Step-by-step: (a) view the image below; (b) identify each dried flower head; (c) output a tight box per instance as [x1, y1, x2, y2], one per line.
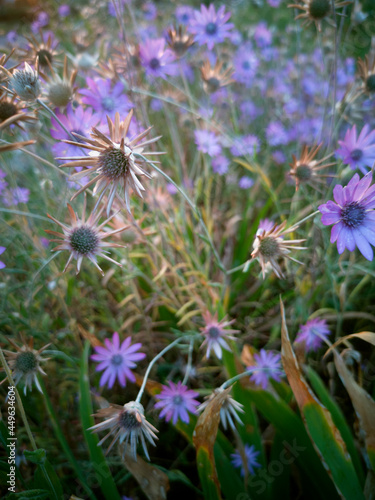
[0, 50, 19, 85]
[200, 311, 239, 359]
[18, 30, 60, 69]
[58, 110, 163, 214]
[45, 200, 128, 275]
[0, 91, 37, 129]
[44, 56, 77, 108]
[289, 143, 335, 191]
[2, 337, 50, 394]
[166, 25, 195, 58]
[200, 59, 233, 94]
[89, 401, 158, 460]
[358, 55, 375, 96]
[198, 387, 244, 431]
[251, 221, 306, 279]
[288, 0, 350, 31]
[2, 62, 41, 101]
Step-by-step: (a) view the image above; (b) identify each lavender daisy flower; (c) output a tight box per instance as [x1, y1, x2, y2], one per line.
[238, 176, 254, 189]
[231, 444, 261, 477]
[175, 5, 195, 24]
[0, 247, 6, 269]
[266, 121, 289, 147]
[50, 104, 99, 160]
[139, 38, 177, 79]
[212, 155, 229, 175]
[80, 78, 132, 121]
[233, 45, 258, 87]
[189, 4, 234, 51]
[2, 187, 30, 206]
[319, 172, 375, 260]
[200, 311, 239, 359]
[154, 381, 199, 425]
[295, 318, 331, 352]
[254, 22, 273, 48]
[336, 125, 375, 174]
[249, 349, 283, 389]
[91, 332, 146, 389]
[195, 129, 222, 157]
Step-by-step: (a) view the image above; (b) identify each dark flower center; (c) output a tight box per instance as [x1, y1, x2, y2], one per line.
[242, 61, 251, 70]
[15, 351, 37, 373]
[111, 354, 123, 366]
[0, 101, 18, 121]
[102, 97, 115, 112]
[295, 164, 312, 181]
[118, 410, 142, 430]
[206, 77, 220, 93]
[208, 326, 221, 339]
[309, 0, 331, 19]
[149, 57, 160, 70]
[205, 22, 218, 35]
[71, 129, 85, 144]
[366, 74, 375, 92]
[350, 149, 363, 162]
[340, 202, 366, 228]
[259, 236, 279, 257]
[70, 226, 98, 255]
[173, 395, 184, 405]
[99, 147, 130, 180]
[37, 49, 53, 66]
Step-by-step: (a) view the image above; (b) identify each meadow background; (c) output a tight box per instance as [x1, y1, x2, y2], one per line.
[0, 0, 375, 499]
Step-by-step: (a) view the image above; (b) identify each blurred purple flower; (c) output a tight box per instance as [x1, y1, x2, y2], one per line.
[336, 124, 375, 174]
[0, 247, 6, 269]
[295, 318, 331, 352]
[319, 172, 375, 261]
[254, 22, 272, 48]
[143, 2, 157, 20]
[91, 332, 146, 389]
[166, 183, 178, 195]
[267, 0, 282, 6]
[189, 4, 234, 51]
[50, 104, 100, 160]
[231, 444, 261, 476]
[80, 78, 132, 121]
[195, 130, 222, 157]
[2, 187, 30, 206]
[238, 176, 254, 189]
[240, 101, 263, 122]
[266, 121, 289, 147]
[272, 150, 286, 164]
[233, 45, 258, 87]
[200, 311, 238, 359]
[230, 135, 260, 157]
[212, 155, 229, 175]
[248, 349, 283, 389]
[257, 218, 276, 235]
[58, 4, 70, 17]
[139, 38, 177, 79]
[175, 5, 195, 25]
[154, 381, 199, 424]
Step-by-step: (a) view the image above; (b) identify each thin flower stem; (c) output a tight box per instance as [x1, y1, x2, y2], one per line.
[0, 208, 51, 221]
[136, 335, 197, 404]
[0, 346, 37, 449]
[227, 259, 256, 275]
[135, 153, 227, 274]
[288, 210, 320, 233]
[182, 337, 194, 386]
[221, 369, 254, 390]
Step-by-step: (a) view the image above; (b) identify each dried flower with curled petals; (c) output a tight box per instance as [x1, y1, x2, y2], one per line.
[288, 0, 351, 31]
[58, 110, 163, 214]
[251, 221, 306, 279]
[89, 401, 158, 460]
[198, 387, 244, 431]
[289, 143, 335, 191]
[200, 59, 233, 94]
[45, 200, 128, 275]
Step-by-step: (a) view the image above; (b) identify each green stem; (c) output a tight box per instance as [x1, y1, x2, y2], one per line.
[135, 153, 226, 274]
[38, 376, 97, 500]
[288, 209, 320, 232]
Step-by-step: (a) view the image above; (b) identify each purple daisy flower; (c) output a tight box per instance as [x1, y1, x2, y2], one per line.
[319, 172, 375, 260]
[266, 121, 289, 147]
[2, 187, 30, 206]
[0, 247, 6, 270]
[238, 176, 254, 189]
[175, 5, 195, 25]
[233, 44, 258, 87]
[91, 332, 146, 389]
[50, 104, 100, 160]
[254, 22, 272, 48]
[154, 381, 200, 425]
[139, 38, 177, 79]
[212, 155, 230, 175]
[200, 311, 238, 359]
[58, 4, 70, 17]
[189, 4, 234, 51]
[80, 78, 132, 121]
[295, 318, 331, 352]
[231, 444, 261, 477]
[336, 125, 375, 175]
[194, 130, 222, 157]
[248, 349, 283, 390]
